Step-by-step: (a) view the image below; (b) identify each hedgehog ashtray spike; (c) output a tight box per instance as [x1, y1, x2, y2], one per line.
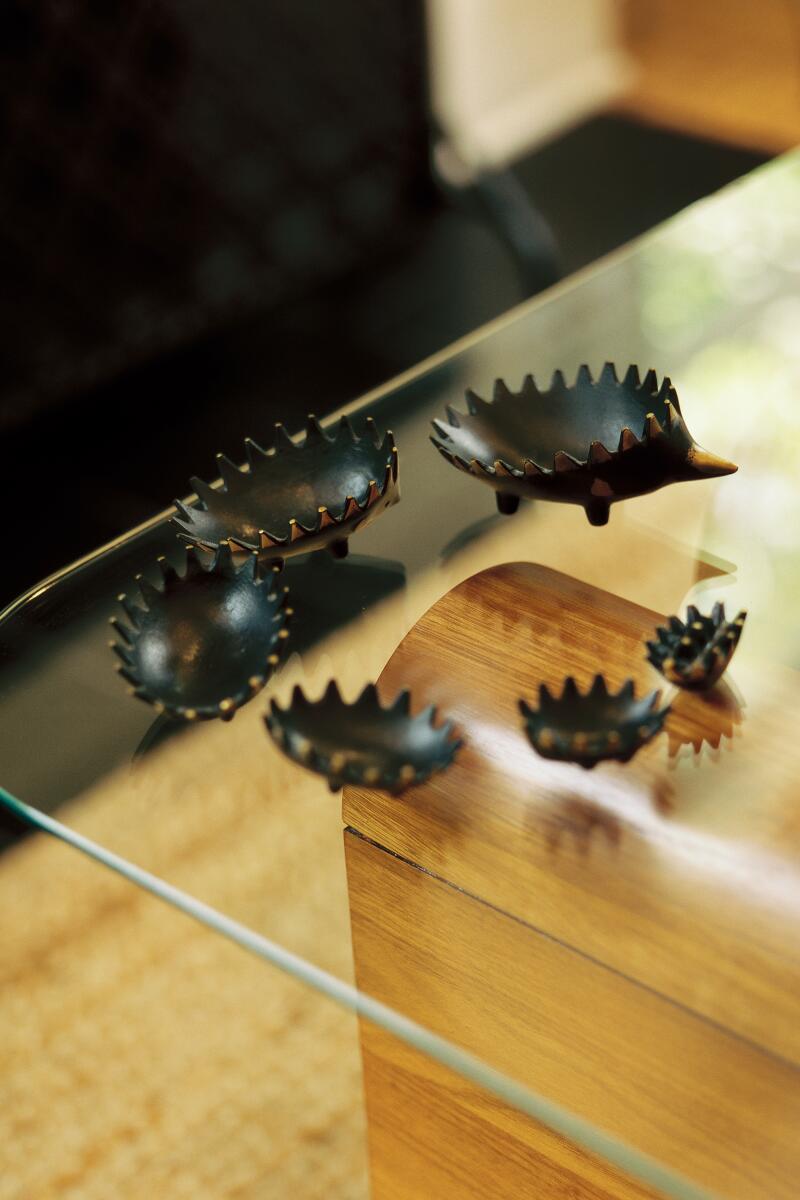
[646, 602, 747, 691]
[519, 675, 670, 769]
[265, 680, 461, 794]
[110, 543, 291, 721]
[173, 414, 399, 565]
[431, 363, 737, 526]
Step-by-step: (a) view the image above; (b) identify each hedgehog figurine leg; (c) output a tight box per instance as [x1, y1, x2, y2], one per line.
[496, 492, 520, 515]
[585, 497, 610, 526]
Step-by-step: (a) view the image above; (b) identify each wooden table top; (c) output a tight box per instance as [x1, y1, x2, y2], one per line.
[345, 561, 800, 1068]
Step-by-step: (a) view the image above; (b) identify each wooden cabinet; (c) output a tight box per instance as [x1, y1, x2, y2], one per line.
[344, 563, 800, 1198]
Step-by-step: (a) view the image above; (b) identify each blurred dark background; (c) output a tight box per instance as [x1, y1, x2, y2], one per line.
[0, 0, 777, 607]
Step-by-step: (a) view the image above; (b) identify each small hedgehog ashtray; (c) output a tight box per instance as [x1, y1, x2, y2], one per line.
[646, 602, 747, 691]
[431, 364, 736, 526]
[111, 545, 291, 721]
[265, 681, 461, 793]
[519, 675, 670, 769]
[173, 415, 399, 564]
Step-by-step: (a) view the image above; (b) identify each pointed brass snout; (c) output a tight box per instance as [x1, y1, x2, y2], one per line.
[685, 446, 738, 479]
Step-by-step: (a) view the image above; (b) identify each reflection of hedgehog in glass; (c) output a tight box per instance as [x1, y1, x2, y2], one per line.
[174, 416, 399, 563]
[266, 681, 461, 793]
[431, 363, 736, 526]
[519, 675, 670, 769]
[646, 602, 747, 691]
[666, 681, 743, 758]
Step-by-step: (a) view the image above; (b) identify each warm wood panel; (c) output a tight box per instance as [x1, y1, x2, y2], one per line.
[344, 563, 800, 1066]
[615, 0, 800, 153]
[346, 829, 800, 1200]
[358, 1021, 658, 1200]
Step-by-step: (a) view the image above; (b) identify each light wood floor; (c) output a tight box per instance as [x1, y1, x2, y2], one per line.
[0, 703, 369, 1200]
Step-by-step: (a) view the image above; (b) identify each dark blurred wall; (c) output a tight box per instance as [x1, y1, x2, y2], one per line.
[0, 0, 431, 430]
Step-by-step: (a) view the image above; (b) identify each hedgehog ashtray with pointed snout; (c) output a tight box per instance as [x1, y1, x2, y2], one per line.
[110, 545, 291, 721]
[431, 364, 737, 526]
[173, 415, 399, 564]
[519, 675, 670, 769]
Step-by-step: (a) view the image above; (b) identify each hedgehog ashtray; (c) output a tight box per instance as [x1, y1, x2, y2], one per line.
[432, 364, 736, 526]
[647, 602, 747, 691]
[111, 544, 291, 721]
[265, 681, 461, 793]
[174, 414, 399, 565]
[519, 675, 670, 769]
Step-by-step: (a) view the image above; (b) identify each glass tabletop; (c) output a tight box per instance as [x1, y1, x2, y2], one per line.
[2, 150, 800, 1200]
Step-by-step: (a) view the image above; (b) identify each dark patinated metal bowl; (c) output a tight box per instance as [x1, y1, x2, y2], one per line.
[646, 602, 747, 690]
[519, 675, 670, 768]
[173, 415, 399, 563]
[111, 544, 291, 720]
[265, 681, 461, 793]
[432, 364, 737, 525]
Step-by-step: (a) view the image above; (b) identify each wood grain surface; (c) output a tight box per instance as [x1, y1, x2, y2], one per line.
[345, 562, 800, 1065]
[346, 830, 800, 1199]
[344, 562, 800, 1199]
[353, 979, 659, 1200]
